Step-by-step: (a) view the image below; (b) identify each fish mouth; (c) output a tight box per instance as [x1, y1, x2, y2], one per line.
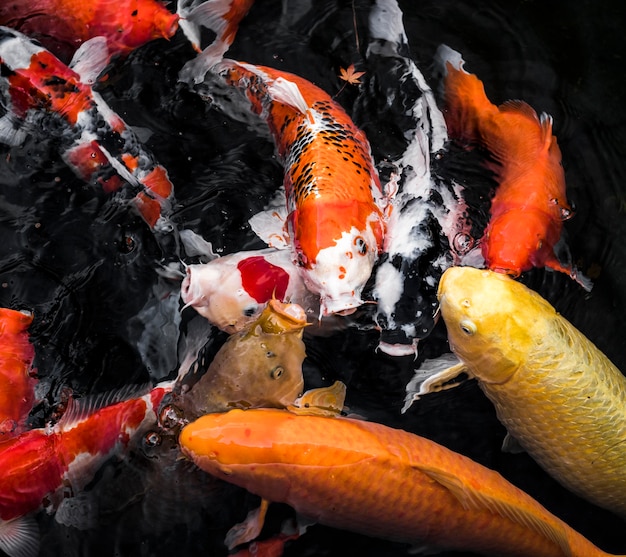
[377, 340, 418, 358]
[319, 295, 363, 317]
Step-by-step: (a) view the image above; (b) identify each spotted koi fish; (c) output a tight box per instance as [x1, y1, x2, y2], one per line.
[0, 382, 173, 557]
[355, 0, 475, 356]
[184, 59, 386, 315]
[0, 308, 36, 437]
[0, 26, 175, 232]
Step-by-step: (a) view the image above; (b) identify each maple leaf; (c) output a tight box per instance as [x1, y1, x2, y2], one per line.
[338, 64, 365, 85]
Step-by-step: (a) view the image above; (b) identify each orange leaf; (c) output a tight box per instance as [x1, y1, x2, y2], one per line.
[338, 64, 365, 85]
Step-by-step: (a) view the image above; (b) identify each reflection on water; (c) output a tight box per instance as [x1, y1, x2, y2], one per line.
[1, 0, 625, 555]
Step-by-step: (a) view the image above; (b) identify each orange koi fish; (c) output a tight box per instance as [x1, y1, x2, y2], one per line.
[0, 308, 36, 437]
[0, 27, 174, 231]
[180, 408, 625, 557]
[185, 60, 386, 315]
[0, 0, 179, 62]
[437, 45, 590, 289]
[0, 382, 172, 557]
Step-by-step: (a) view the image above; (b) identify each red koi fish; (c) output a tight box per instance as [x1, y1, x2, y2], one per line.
[181, 247, 316, 334]
[437, 45, 590, 289]
[180, 408, 625, 557]
[0, 382, 172, 557]
[0, 309, 36, 437]
[184, 60, 386, 315]
[0, 27, 174, 230]
[0, 0, 179, 62]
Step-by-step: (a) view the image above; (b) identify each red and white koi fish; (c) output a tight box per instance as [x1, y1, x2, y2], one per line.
[436, 45, 591, 290]
[181, 408, 626, 557]
[183, 59, 386, 315]
[0, 382, 172, 557]
[0, 26, 175, 231]
[0, 308, 37, 437]
[181, 247, 316, 334]
[0, 0, 180, 63]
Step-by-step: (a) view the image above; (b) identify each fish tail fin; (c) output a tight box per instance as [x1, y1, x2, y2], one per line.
[435, 44, 496, 142]
[178, 0, 254, 84]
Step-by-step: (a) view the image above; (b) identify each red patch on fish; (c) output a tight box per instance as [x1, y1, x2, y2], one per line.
[238, 256, 290, 303]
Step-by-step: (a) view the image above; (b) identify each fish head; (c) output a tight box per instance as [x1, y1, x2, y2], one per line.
[179, 409, 303, 498]
[437, 266, 551, 384]
[297, 226, 380, 316]
[184, 309, 306, 415]
[181, 261, 263, 333]
[482, 209, 560, 276]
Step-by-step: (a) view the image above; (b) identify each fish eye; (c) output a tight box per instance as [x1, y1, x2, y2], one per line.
[354, 236, 367, 255]
[459, 319, 477, 336]
[270, 366, 284, 379]
[143, 431, 162, 448]
[243, 305, 258, 317]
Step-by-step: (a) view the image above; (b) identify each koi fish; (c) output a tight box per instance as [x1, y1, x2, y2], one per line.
[174, 299, 306, 420]
[182, 51, 386, 315]
[433, 266, 626, 518]
[355, 0, 475, 356]
[179, 408, 625, 557]
[0, 27, 175, 232]
[0, 308, 36, 437]
[0, 382, 172, 557]
[0, 0, 180, 63]
[436, 45, 590, 290]
[181, 248, 316, 334]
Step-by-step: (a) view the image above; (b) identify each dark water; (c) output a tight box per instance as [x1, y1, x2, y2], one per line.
[1, 0, 626, 555]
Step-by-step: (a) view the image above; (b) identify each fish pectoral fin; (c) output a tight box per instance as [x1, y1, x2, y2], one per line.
[268, 77, 309, 115]
[224, 499, 270, 550]
[403, 355, 470, 413]
[0, 515, 40, 557]
[0, 114, 28, 147]
[249, 208, 290, 250]
[501, 433, 526, 454]
[287, 381, 347, 417]
[414, 466, 573, 557]
[69, 37, 111, 85]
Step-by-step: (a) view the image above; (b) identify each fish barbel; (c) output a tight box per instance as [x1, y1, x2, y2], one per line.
[180, 408, 624, 557]
[437, 266, 626, 518]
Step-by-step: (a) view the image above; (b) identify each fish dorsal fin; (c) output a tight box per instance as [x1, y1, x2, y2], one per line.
[0, 515, 39, 557]
[268, 77, 309, 115]
[69, 37, 110, 85]
[499, 99, 540, 123]
[414, 465, 573, 557]
[58, 383, 151, 430]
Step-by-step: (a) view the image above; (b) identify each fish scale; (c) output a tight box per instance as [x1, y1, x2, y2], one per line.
[437, 266, 626, 519]
[180, 408, 624, 557]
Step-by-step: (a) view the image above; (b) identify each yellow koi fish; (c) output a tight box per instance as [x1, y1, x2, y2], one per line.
[435, 266, 626, 518]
